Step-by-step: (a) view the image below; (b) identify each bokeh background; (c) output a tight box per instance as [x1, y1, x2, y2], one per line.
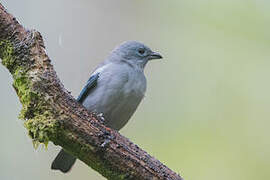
[1, 0, 270, 180]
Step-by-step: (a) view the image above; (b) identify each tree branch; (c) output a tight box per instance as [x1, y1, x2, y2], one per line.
[0, 3, 183, 180]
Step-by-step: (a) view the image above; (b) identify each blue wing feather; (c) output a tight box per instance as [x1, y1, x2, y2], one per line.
[77, 73, 99, 103]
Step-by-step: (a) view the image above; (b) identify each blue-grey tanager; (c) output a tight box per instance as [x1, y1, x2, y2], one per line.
[51, 41, 162, 173]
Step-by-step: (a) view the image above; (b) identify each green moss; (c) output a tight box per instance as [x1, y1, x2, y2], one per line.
[0, 40, 15, 71]
[12, 69, 32, 118]
[15, 70, 59, 146]
[1, 39, 59, 147]
[24, 112, 59, 147]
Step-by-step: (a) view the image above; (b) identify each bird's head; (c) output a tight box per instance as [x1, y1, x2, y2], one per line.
[110, 41, 162, 68]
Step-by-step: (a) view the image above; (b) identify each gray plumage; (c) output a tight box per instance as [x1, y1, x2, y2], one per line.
[51, 41, 162, 173]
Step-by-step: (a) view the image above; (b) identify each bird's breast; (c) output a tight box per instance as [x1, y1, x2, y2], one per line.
[123, 70, 146, 98]
[82, 63, 147, 130]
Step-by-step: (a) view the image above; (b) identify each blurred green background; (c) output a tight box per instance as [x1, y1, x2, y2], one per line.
[1, 0, 270, 180]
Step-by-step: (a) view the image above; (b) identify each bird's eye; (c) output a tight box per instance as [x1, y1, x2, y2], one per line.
[138, 48, 145, 55]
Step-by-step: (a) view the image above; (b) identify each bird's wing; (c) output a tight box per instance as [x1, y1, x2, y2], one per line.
[77, 73, 100, 103]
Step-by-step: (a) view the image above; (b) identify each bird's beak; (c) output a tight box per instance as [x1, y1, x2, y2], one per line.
[148, 51, 163, 60]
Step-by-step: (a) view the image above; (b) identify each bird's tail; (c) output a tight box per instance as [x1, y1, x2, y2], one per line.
[51, 149, 76, 173]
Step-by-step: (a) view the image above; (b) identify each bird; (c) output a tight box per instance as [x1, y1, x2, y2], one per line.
[51, 41, 162, 173]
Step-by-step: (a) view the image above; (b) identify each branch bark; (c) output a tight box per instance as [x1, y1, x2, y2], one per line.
[0, 3, 183, 180]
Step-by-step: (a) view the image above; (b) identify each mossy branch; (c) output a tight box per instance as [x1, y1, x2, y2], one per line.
[0, 3, 183, 180]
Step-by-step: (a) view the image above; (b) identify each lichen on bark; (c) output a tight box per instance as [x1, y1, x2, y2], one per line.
[0, 37, 59, 148]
